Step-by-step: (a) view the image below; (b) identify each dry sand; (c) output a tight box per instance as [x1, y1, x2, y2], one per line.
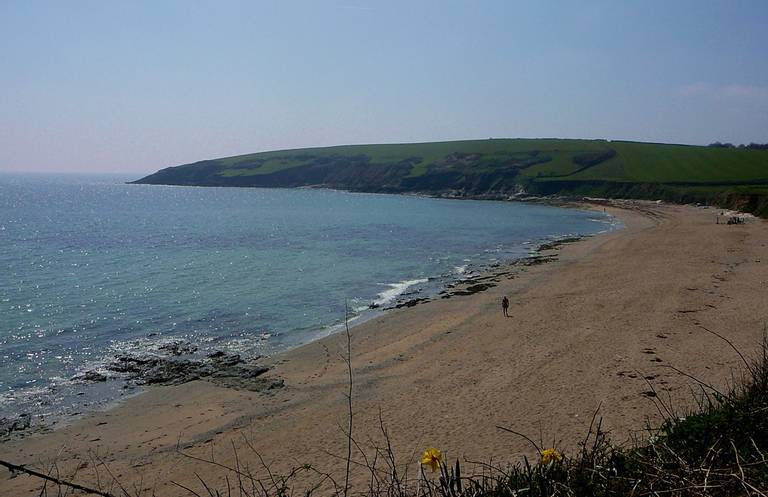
[1, 201, 767, 495]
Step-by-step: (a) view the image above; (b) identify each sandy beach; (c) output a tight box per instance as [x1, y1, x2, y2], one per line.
[1, 201, 767, 496]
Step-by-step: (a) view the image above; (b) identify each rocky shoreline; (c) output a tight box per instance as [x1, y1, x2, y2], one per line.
[380, 235, 584, 311]
[0, 231, 592, 443]
[101, 349, 283, 392]
[1, 345, 282, 442]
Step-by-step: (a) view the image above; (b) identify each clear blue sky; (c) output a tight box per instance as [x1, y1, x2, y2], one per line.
[2, 1, 767, 174]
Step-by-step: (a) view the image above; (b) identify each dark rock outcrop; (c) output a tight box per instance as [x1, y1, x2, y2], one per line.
[82, 370, 108, 382]
[158, 341, 198, 356]
[107, 351, 281, 392]
[0, 413, 31, 436]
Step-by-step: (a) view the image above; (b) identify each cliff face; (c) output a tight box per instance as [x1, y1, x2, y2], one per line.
[133, 139, 768, 217]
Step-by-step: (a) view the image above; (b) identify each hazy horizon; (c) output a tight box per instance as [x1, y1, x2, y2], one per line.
[2, 0, 767, 174]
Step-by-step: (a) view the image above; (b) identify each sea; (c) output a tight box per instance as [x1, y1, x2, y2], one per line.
[0, 173, 619, 421]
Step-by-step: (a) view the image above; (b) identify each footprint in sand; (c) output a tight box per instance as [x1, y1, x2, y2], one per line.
[617, 370, 638, 379]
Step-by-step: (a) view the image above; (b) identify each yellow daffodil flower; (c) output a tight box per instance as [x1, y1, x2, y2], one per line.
[420, 447, 443, 472]
[540, 448, 563, 464]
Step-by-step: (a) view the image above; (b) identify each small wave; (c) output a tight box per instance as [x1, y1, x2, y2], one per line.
[453, 264, 468, 274]
[220, 336, 273, 356]
[374, 278, 429, 306]
[0, 385, 48, 406]
[347, 297, 371, 313]
[311, 313, 367, 343]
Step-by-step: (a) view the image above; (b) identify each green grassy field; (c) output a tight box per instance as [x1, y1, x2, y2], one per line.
[525, 140, 768, 183]
[211, 139, 618, 178]
[135, 138, 768, 216]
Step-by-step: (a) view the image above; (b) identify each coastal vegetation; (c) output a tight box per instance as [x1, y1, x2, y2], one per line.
[133, 139, 768, 217]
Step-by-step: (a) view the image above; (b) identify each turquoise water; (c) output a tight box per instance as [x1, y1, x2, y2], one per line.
[0, 173, 616, 418]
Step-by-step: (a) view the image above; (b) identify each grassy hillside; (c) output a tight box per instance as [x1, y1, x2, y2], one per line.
[134, 138, 768, 216]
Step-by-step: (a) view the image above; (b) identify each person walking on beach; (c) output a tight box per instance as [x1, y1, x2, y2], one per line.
[501, 296, 510, 317]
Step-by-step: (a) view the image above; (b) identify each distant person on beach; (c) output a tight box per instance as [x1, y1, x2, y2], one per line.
[501, 296, 510, 317]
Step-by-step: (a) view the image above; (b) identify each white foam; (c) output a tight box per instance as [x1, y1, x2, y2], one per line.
[374, 278, 429, 306]
[720, 209, 755, 219]
[453, 264, 468, 274]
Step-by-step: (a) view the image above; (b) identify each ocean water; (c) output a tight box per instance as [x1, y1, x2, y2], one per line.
[0, 173, 617, 419]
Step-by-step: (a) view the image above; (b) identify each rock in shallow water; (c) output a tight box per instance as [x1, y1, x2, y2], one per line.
[82, 370, 108, 382]
[106, 351, 282, 392]
[158, 341, 198, 356]
[0, 413, 31, 436]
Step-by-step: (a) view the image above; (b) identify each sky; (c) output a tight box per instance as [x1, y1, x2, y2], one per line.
[1, 1, 767, 174]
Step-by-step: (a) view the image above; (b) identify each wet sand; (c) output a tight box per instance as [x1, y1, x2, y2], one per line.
[1, 201, 767, 496]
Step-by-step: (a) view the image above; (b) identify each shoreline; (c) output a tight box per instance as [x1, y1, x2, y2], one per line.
[0, 196, 615, 430]
[2, 200, 766, 495]
[0, 199, 620, 435]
